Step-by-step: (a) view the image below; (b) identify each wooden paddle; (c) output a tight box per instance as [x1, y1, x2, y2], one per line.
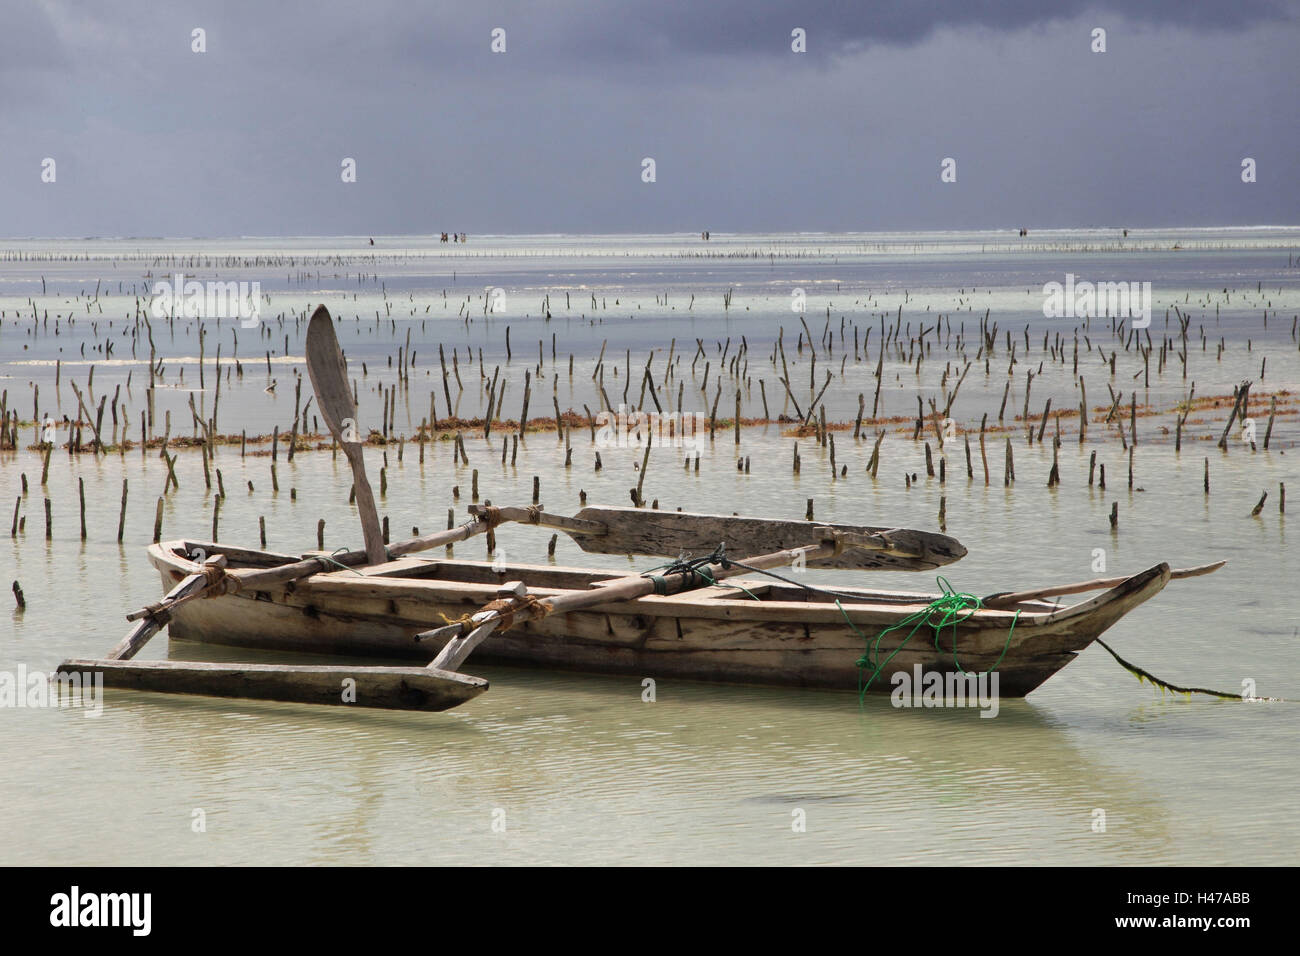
[560, 506, 967, 571]
[463, 505, 965, 571]
[305, 305, 386, 565]
[981, 560, 1226, 610]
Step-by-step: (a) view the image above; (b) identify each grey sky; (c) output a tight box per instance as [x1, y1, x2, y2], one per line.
[1, 0, 1297, 237]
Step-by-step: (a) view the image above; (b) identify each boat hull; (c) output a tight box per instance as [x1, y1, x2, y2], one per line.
[151, 541, 1171, 697]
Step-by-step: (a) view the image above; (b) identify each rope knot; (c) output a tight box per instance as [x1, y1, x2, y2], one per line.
[142, 601, 170, 622]
[476, 594, 551, 632]
[199, 563, 227, 589]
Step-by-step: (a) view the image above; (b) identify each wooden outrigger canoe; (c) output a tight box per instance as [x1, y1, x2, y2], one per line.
[137, 536, 1181, 698]
[56, 308, 1224, 712]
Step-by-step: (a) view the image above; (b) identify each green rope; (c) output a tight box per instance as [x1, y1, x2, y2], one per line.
[717, 579, 763, 602]
[318, 547, 366, 575]
[640, 546, 729, 596]
[853, 576, 1019, 702]
[640, 547, 777, 603]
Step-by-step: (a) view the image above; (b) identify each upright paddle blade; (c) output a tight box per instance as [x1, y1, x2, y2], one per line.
[305, 306, 386, 565]
[568, 506, 966, 571]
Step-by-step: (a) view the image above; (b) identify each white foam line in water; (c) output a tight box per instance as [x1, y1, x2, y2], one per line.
[10, 355, 304, 367]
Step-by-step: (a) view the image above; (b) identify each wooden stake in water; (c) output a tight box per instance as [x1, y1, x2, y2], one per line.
[634, 439, 651, 506]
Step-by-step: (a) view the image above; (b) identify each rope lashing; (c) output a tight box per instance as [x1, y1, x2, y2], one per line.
[437, 594, 552, 633]
[198, 563, 226, 588]
[854, 577, 1019, 701]
[641, 545, 730, 595]
[140, 601, 171, 623]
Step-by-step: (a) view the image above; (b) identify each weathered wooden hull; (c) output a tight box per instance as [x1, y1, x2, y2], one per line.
[149, 541, 1171, 697]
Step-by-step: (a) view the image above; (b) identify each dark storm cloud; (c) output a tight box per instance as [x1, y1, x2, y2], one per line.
[15, 1, 1296, 81]
[291, 0, 1300, 78]
[544, 0, 1296, 59]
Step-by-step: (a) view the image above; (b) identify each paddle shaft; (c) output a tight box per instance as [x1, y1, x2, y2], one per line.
[342, 441, 386, 566]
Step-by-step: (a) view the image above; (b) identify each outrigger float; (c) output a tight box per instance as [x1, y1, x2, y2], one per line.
[58, 307, 1225, 712]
